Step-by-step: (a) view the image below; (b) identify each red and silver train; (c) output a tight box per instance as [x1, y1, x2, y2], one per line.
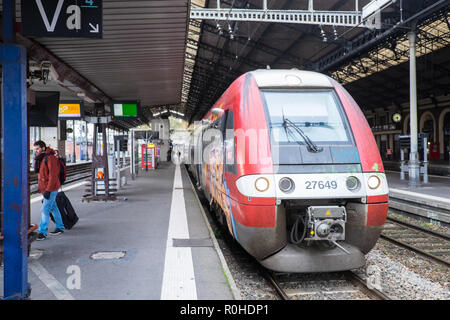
[185, 69, 389, 273]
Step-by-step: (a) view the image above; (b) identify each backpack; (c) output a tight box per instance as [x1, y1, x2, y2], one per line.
[44, 154, 67, 185]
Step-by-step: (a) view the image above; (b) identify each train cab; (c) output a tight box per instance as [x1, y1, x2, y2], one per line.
[186, 69, 389, 273]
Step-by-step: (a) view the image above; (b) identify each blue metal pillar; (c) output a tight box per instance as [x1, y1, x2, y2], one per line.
[1, 0, 30, 299]
[2, 0, 15, 44]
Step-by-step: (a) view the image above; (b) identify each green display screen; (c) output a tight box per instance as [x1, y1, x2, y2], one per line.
[114, 103, 138, 117]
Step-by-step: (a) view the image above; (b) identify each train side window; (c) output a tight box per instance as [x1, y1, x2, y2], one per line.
[224, 111, 237, 174]
[217, 112, 227, 133]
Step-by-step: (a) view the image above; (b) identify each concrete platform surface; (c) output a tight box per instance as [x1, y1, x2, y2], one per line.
[386, 171, 450, 223]
[386, 171, 450, 201]
[1, 162, 234, 300]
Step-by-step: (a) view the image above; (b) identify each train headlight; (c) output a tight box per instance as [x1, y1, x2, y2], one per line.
[346, 176, 360, 191]
[255, 177, 270, 192]
[279, 177, 295, 193]
[367, 175, 381, 190]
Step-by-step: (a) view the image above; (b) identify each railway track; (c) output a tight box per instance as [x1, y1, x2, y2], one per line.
[30, 162, 92, 183]
[29, 159, 131, 194]
[381, 216, 450, 267]
[29, 159, 130, 194]
[261, 268, 390, 300]
[29, 162, 92, 194]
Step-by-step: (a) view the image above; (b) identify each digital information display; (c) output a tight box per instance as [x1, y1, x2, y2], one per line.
[112, 101, 140, 118]
[58, 100, 84, 120]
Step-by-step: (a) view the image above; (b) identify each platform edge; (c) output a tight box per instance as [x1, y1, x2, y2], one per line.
[184, 166, 242, 300]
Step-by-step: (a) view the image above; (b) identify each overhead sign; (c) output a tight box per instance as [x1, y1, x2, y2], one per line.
[21, 0, 103, 38]
[112, 101, 140, 118]
[59, 100, 84, 119]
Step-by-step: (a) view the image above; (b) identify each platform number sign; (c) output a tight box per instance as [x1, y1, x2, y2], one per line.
[21, 0, 103, 38]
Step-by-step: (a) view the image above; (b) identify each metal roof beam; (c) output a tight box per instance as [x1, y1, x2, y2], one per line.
[185, 52, 241, 77]
[317, 1, 450, 73]
[189, 19, 306, 67]
[190, 8, 366, 28]
[188, 38, 263, 68]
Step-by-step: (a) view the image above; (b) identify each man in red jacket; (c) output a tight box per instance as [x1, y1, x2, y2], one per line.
[33, 140, 65, 240]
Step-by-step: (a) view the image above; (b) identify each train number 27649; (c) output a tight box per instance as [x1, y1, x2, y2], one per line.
[305, 180, 338, 190]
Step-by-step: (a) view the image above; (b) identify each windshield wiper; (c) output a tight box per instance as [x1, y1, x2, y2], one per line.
[282, 117, 323, 153]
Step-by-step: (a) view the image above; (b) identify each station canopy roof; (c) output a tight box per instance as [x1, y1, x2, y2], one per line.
[183, 0, 450, 122]
[0, 0, 449, 128]
[1, 0, 190, 130]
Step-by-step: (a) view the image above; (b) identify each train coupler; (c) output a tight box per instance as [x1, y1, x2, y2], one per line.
[304, 206, 347, 241]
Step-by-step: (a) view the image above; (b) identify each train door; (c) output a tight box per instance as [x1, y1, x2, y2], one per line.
[195, 128, 204, 187]
[212, 114, 227, 199]
[218, 110, 228, 181]
[194, 130, 203, 186]
[224, 110, 237, 175]
[444, 113, 450, 161]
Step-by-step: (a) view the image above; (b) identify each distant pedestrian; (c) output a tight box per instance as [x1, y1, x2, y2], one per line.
[33, 140, 65, 240]
[386, 148, 392, 160]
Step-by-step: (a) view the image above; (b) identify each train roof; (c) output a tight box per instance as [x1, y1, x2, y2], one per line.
[249, 69, 334, 89]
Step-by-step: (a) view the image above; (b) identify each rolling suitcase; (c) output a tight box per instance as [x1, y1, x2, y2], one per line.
[50, 191, 79, 229]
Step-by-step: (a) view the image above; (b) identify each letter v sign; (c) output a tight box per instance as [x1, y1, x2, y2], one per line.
[35, 0, 65, 32]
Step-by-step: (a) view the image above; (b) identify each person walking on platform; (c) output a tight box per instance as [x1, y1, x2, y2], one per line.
[33, 140, 65, 240]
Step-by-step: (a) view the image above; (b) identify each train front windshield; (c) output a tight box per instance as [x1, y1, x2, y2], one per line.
[261, 89, 353, 146]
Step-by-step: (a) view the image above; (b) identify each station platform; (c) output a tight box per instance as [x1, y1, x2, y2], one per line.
[1, 162, 235, 300]
[386, 171, 450, 224]
[384, 160, 450, 177]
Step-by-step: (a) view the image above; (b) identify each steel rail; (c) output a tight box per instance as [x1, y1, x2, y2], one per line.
[30, 172, 92, 195]
[29, 163, 93, 182]
[29, 160, 131, 194]
[381, 211, 450, 267]
[263, 269, 390, 300]
[260, 269, 290, 300]
[343, 271, 390, 300]
[380, 233, 450, 268]
[386, 216, 450, 241]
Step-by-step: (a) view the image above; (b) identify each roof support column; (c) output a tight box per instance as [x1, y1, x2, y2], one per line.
[1, 45, 30, 300]
[57, 120, 67, 159]
[72, 120, 77, 163]
[1, 0, 31, 300]
[408, 30, 420, 188]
